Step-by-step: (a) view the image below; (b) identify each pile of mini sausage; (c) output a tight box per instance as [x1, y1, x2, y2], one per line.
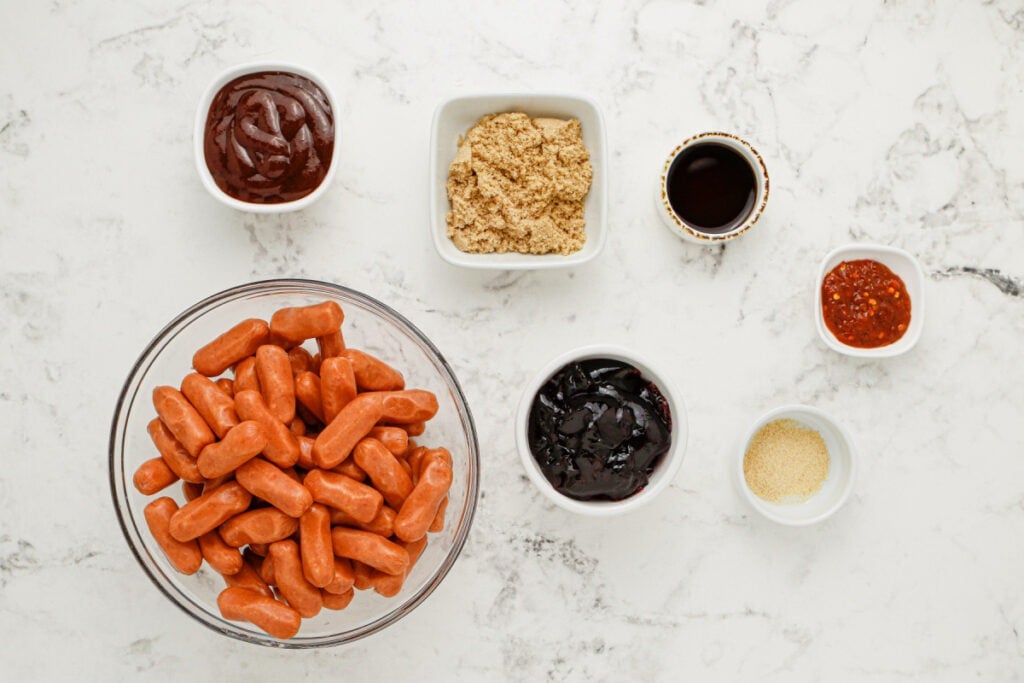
[132, 301, 453, 639]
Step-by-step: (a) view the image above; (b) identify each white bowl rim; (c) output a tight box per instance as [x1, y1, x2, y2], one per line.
[814, 242, 925, 358]
[429, 92, 609, 270]
[514, 344, 688, 516]
[193, 61, 339, 214]
[736, 404, 857, 526]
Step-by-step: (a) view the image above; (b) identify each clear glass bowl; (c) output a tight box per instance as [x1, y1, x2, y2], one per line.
[109, 279, 479, 648]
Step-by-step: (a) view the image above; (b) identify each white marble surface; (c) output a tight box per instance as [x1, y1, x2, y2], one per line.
[2, 0, 1023, 679]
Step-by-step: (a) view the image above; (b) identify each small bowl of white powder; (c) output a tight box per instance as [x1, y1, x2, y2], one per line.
[736, 405, 857, 526]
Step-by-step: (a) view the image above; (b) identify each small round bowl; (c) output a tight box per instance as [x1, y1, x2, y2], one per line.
[515, 345, 687, 516]
[815, 243, 925, 358]
[736, 405, 856, 526]
[109, 280, 479, 647]
[194, 62, 339, 213]
[655, 131, 769, 244]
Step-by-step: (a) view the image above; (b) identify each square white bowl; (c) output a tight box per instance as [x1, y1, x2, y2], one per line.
[429, 93, 608, 269]
[815, 243, 925, 358]
[736, 405, 857, 526]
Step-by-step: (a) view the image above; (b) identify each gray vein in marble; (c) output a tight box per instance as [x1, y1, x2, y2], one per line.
[934, 266, 1023, 298]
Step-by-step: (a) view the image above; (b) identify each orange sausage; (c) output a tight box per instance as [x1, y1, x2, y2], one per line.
[219, 508, 299, 547]
[233, 356, 260, 393]
[215, 378, 234, 398]
[353, 438, 413, 509]
[269, 540, 322, 618]
[247, 543, 270, 557]
[133, 457, 178, 494]
[351, 560, 375, 590]
[304, 469, 382, 524]
[316, 330, 346, 359]
[404, 421, 426, 437]
[234, 390, 300, 468]
[270, 301, 344, 343]
[259, 553, 276, 585]
[329, 505, 396, 537]
[322, 588, 354, 610]
[368, 426, 409, 457]
[182, 481, 203, 502]
[372, 536, 428, 597]
[313, 393, 384, 468]
[196, 420, 267, 479]
[379, 390, 438, 424]
[198, 530, 243, 575]
[398, 458, 413, 480]
[217, 587, 301, 640]
[222, 555, 274, 599]
[169, 481, 252, 541]
[235, 457, 312, 518]
[181, 372, 240, 439]
[406, 446, 427, 483]
[202, 473, 235, 493]
[294, 371, 325, 424]
[296, 435, 316, 470]
[417, 447, 453, 479]
[394, 458, 453, 543]
[148, 418, 203, 484]
[299, 504, 333, 587]
[152, 386, 215, 457]
[320, 357, 357, 423]
[332, 527, 409, 576]
[193, 318, 270, 377]
[333, 458, 368, 482]
[255, 345, 295, 424]
[342, 349, 405, 391]
[287, 346, 314, 375]
[289, 418, 306, 436]
[429, 495, 449, 533]
[144, 497, 202, 574]
[323, 557, 355, 594]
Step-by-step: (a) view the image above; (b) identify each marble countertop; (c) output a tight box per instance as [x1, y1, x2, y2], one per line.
[2, 1, 1022, 680]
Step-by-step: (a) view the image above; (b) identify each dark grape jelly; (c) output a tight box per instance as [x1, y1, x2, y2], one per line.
[527, 358, 672, 502]
[665, 142, 756, 234]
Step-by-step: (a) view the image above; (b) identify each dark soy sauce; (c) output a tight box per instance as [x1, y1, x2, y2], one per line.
[666, 143, 756, 233]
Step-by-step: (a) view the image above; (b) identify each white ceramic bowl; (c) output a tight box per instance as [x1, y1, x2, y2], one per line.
[815, 243, 925, 358]
[515, 345, 687, 516]
[194, 62, 339, 213]
[429, 93, 608, 269]
[736, 405, 856, 526]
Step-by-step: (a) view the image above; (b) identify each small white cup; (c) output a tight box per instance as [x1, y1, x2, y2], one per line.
[655, 132, 769, 244]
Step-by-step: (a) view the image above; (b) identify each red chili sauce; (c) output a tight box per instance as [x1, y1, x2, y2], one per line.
[821, 259, 911, 348]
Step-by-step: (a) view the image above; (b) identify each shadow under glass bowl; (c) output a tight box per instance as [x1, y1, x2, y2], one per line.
[109, 279, 479, 648]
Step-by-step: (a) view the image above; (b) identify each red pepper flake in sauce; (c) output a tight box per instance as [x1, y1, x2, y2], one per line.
[821, 259, 911, 348]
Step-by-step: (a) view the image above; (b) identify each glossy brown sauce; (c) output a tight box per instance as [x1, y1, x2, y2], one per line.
[204, 71, 334, 204]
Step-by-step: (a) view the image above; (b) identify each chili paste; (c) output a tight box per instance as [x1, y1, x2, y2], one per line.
[821, 259, 911, 348]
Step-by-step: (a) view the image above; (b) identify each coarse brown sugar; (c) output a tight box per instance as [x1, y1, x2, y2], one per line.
[743, 419, 829, 504]
[445, 112, 592, 255]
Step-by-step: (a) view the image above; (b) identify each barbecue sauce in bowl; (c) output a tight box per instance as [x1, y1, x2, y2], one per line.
[527, 359, 672, 501]
[204, 71, 334, 204]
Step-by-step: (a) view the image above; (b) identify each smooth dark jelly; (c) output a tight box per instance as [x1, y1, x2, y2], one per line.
[527, 359, 672, 501]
